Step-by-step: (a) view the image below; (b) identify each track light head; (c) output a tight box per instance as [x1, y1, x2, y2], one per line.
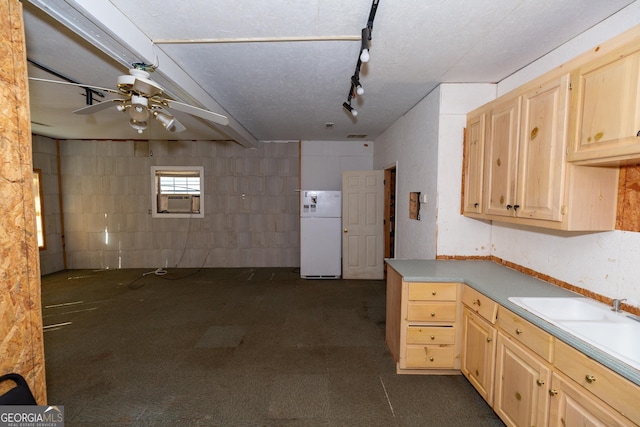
[343, 102, 358, 117]
[351, 75, 364, 96]
[360, 48, 370, 63]
[360, 27, 371, 63]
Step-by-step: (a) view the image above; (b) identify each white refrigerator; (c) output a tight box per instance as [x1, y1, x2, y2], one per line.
[300, 190, 342, 279]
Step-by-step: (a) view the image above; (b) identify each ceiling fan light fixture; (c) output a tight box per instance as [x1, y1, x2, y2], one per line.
[128, 95, 149, 121]
[154, 110, 177, 132]
[129, 119, 147, 134]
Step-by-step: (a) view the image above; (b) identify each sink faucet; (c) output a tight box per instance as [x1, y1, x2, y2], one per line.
[612, 298, 627, 312]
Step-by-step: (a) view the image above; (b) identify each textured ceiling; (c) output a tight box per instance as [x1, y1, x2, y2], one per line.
[22, 0, 638, 145]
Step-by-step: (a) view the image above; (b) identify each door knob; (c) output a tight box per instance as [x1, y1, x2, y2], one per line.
[343, 228, 348, 233]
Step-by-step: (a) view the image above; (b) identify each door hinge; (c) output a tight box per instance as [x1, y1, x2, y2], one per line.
[560, 205, 567, 215]
[569, 81, 572, 90]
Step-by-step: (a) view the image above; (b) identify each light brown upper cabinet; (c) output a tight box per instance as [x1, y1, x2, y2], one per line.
[485, 75, 568, 221]
[484, 94, 522, 218]
[473, 74, 619, 230]
[462, 108, 487, 216]
[568, 43, 640, 165]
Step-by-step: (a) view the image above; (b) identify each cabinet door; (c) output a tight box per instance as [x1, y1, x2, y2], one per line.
[569, 46, 640, 163]
[516, 74, 570, 221]
[462, 308, 497, 405]
[494, 332, 551, 427]
[549, 372, 635, 427]
[464, 111, 486, 214]
[485, 97, 521, 217]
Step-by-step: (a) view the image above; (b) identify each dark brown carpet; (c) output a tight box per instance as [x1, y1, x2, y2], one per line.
[41, 267, 504, 426]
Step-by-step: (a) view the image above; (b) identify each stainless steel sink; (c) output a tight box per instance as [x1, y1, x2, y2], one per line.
[508, 296, 640, 370]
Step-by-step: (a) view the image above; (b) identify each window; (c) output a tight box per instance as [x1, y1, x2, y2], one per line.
[33, 169, 46, 249]
[151, 166, 204, 218]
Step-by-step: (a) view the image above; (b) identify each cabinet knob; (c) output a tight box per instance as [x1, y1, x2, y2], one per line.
[636, 130, 640, 137]
[343, 228, 348, 233]
[473, 299, 481, 306]
[486, 337, 493, 343]
[536, 379, 545, 386]
[429, 357, 435, 362]
[513, 204, 520, 211]
[474, 202, 479, 208]
[430, 335, 436, 340]
[506, 204, 513, 210]
[431, 312, 436, 317]
[549, 389, 558, 397]
[432, 291, 437, 296]
[585, 374, 596, 384]
[515, 328, 523, 335]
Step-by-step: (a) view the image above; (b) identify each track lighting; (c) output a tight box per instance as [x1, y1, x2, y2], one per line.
[343, 102, 358, 117]
[342, 0, 379, 116]
[359, 48, 370, 63]
[351, 75, 364, 96]
[360, 27, 371, 63]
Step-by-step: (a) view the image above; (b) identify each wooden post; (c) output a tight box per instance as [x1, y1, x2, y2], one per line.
[0, 0, 47, 403]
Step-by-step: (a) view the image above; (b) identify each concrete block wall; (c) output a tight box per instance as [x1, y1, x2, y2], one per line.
[34, 138, 300, 269]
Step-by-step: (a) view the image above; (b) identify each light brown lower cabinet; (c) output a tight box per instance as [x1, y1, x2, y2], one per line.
[385, 266, 462, 374]
[548, 371, 636, 427]
[461, 307, 497, 405]
[389, 280, 640, 426]
[494, 331, 552, 427]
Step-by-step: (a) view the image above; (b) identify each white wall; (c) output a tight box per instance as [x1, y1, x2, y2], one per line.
[435, 84, 496, 257]
[374, 86, 440, 259]
[373, 4, 640, 308]
[301, 140, 374, 190]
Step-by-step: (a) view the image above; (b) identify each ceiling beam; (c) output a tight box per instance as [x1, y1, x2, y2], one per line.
[25, 0, 259, 148]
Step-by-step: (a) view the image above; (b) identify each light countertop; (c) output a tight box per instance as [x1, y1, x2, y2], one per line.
[385, 258, 640, 386]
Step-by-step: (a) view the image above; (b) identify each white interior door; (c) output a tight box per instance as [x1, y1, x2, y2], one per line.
[342, 170, 385, 280]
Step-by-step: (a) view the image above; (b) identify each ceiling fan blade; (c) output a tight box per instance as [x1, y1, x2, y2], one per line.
[28, 77, 120, 95]
[73, 99, 125, 115]
[164, 99, 230, 126]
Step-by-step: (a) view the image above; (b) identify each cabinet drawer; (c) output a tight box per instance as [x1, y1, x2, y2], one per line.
[497, 306, 554, 362]
[462, 286, 498, 324]
[554, 340, 640, 425]
[406, 326, 456, 345]
[407, 282, 458, 301]
[407, 302, 457, 322]
[405, 345, 456, 369]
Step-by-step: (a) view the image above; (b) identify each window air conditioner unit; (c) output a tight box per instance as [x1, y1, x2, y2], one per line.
[158, 194, 200, 213]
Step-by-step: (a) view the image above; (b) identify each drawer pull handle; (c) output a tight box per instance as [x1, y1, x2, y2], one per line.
[549, 389, 558, 397]
[430, 335, 436, 340]
[473, 299, 481, 306]
[536, 379, 545, 386]
[515, 328, 523, 335]
[431, 312, 436, 317]
[585, 375, 596, 384]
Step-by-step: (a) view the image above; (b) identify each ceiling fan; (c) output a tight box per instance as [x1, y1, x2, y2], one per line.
[29, 63, 229, 134]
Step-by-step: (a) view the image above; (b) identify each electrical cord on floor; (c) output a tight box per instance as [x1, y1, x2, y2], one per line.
[126, 250, 211, 289]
